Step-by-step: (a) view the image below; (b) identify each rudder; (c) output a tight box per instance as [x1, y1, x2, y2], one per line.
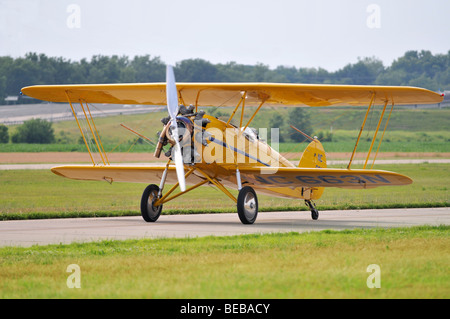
[298, 139, 327, 169]
[298, 139, 326, 200]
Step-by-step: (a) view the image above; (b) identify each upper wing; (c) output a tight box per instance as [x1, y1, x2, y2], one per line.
[21, 83, 443, 107]
[51, 164, 204, 184]
[238, 167, 413, 189]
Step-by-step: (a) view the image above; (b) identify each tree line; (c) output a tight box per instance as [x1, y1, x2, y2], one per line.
[0, 50, 449, 103]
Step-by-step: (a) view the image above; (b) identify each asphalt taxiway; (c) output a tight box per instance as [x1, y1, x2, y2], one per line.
[0, 207, 448, 247]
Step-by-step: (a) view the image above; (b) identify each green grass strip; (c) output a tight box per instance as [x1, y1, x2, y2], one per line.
[0, 226, 448, 298]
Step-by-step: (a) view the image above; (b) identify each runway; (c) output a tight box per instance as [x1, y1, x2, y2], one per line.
[0, 207, 448, 247]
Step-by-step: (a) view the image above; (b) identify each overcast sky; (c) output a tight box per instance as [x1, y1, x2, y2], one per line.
[1, 0, 449, 71]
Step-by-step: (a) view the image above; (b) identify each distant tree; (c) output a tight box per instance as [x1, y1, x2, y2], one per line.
[0, 76, 6, 102]
[1, 51, 449, 105]
[175, 59, 218, 82]
[216, 62, 255, 82]
[274, 66, 298, 83]
[251, 63, 271, 82]
[268, 113, 285, 142]
[286, 108, 313, 142]
[11, 119, 55, 144]
[408, 73, 436, 90]
[375, 50, 450, 90]
[334, 57, 384, 85]
[131, 55, 165, 82]
[5, 56, 40, 96]
[0, 124, 8, 143]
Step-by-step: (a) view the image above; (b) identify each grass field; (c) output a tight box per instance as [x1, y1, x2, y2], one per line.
[0, 226, 448, 298]
[0, 165, 448, 300]
[2, 107, 450, 154]
[2, 137, 449, 154]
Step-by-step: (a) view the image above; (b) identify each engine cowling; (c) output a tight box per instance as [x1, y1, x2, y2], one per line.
[166, 116, 194, 147]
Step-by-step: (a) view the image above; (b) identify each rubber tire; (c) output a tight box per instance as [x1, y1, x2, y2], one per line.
[140, 184, 163, 222]
[237, 186, 258, 224]
[311, 208, 319, 220]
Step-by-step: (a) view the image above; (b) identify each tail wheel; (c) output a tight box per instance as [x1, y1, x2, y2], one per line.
[141, 184, 163, 222]
[237, 186, 258, 224]
[311, 207, 319, 220]
[305, 200, 319, 220]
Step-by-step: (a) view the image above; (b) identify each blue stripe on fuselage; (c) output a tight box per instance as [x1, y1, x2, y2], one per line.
[208, 137, 271, 167]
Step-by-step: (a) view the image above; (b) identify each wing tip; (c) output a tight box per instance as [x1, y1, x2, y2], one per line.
[51, 167, 66, 178]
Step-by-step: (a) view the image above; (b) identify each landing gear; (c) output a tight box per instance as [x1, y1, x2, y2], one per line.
[237, 186, 258, 224]
[141, 184, 163, 222]
[139, 166, 260, 225]
[305, 200, 319, 220]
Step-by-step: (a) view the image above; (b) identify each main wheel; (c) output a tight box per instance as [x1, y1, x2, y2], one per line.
[237, 186, 258, 224]
[140, 184, 163, 222]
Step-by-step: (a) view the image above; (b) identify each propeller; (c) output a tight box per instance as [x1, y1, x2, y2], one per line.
[166, 65, 186, 192]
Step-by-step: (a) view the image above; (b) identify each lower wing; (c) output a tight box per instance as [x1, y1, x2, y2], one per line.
[51, 164, 204, 184]
[51, 164, 411, 202]
[238, 167, 412, 189]
[52, 164, 412, 189]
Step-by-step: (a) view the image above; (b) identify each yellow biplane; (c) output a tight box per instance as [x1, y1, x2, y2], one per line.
[21, 66, 443, 224]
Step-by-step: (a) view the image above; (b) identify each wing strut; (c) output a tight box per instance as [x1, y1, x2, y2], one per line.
[64, 91, 110, 166]
[65, 91, 95, 165]
[225, 94, 266, 191]
[240, 91, 247, 128]
[347, 94, 396, 169]
[79, 100, 109, 165]
[226, 92, 245, 125]
[370, 101, 395, 169]
[347, 93, 375, 169]
[196, 168, 238, 203]
[151, 165, 237, 206]
[153, 167, 206, 206]
[243, 99, 266, 131]
[363, 99, 389, 168]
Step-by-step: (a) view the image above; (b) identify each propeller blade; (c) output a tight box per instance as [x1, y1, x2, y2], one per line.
[166, 65, 179, 122]
[165, 65, 186, 192]
[172, 142, 186, 192]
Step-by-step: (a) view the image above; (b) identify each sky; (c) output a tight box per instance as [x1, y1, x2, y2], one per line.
[1, 0, 449, 71]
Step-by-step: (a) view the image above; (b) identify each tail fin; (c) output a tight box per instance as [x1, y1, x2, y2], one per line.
[289, 125, 326, 169]
[298, 139, 327, 169]
[298, 139, 326, 200]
